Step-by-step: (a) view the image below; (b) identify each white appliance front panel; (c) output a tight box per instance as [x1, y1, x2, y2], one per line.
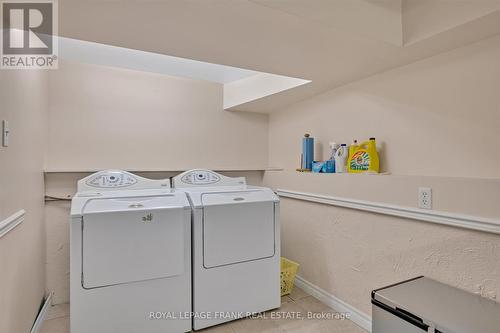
[192, 204, 280, 330]
[71, 212, 192, 333]
[82, 207, 185, 289]
[202, 196, 275, 268]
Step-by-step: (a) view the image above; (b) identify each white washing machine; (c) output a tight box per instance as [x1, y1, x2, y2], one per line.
[172, 169, 280, 330]
[70, 170, 191, 333]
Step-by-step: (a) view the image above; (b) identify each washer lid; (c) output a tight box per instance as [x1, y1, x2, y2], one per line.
[201, 190, 275, 207]
[82, 194, 189, 214]
[185, 187, 278, 208]
[372, 277, 500, 333]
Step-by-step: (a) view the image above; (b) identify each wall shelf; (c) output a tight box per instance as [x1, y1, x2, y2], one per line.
[294, 171, 392, 176]
[44, 167, 284, 174]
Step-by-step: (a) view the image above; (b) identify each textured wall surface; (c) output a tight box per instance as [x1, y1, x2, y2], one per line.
[0, 71, 48, 333]
[266, 34, 500, 317]
[280, 198, 500, 316]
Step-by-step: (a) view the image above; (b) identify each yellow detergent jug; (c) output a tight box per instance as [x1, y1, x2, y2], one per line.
[348, 138, 380, 173]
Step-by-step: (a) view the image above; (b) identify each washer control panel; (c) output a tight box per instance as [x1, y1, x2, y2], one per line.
[85, 171, 138, 188]
[181, 170, 220, 185]
[77, 170, 171, 192]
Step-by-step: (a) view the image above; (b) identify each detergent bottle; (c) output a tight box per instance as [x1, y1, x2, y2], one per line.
[334, 144, 348, 173]
[349, 139, 358, 156]
[348, 139, 358, 166]
[348, 137, 380, 173]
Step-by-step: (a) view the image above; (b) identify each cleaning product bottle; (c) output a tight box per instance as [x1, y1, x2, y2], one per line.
[349, 139, 358, 158]
[323, 142, 339, 173]
[347, 137, 380, 173]
[334, 144, 348, 173]
[329, 142, 339, 160]
[301, 133, 314, 171]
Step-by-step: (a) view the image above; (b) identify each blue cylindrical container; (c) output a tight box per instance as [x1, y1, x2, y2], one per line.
[302, 134, 314, 170]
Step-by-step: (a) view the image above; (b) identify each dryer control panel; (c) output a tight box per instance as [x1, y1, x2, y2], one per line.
[172, 169, 246, 188]
[181, 170, 220, 185]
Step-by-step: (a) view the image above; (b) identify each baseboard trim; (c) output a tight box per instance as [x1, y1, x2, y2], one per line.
[30, 293, 52, 333]
[0, 209, 25, 238]
[295, 275, 372, 332]
[277, 189, 500, 235]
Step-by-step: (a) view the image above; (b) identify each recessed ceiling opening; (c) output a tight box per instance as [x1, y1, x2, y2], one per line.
[58, 36, 311, 110]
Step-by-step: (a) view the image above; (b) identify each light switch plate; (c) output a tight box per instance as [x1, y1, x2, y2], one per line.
[2, 120, 9, 147]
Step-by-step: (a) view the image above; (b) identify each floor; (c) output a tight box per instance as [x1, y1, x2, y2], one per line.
[40, 287, 367, 333]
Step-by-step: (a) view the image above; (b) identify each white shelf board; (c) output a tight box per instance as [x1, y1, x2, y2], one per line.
[44, 167, 283, 173]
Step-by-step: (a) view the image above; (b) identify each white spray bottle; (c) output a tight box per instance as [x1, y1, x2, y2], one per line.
[329, 142, 339, 160]
[334, 144, 348, 173]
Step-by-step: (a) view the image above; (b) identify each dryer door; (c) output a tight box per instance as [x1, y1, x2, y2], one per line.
[201, 190, 276, 268]
[82, 196, 186, 289]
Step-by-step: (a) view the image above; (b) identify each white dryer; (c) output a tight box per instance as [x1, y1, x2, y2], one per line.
[172, 169, 280, 330]
[70, 170, 191, 333]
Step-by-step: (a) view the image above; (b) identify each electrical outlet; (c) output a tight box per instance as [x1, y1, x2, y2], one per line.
[2, 120, 9, 147]
[418, 187, 432, 209]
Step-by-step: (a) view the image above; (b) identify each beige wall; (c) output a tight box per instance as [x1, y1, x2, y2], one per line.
[269, 35, 500, 179]
[47, 61, 268, 171]
[279, 197, 500, 315]
[266, 34, 500, 316]
[265, 170, 500, 315]
[0, 71, 48, 333]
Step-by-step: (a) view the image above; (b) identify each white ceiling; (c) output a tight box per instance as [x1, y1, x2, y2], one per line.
[58, 0, 500, 113]
[250, 0, 404, 46]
